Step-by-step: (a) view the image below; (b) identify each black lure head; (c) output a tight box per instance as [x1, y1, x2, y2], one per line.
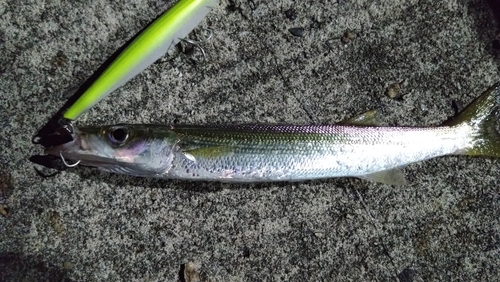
[32, 117, 75, 148]
[31, 117, 75, 172]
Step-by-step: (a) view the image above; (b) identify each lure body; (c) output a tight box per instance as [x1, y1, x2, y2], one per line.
[46, 84, 500, 184]
[63, 0, 218, 120]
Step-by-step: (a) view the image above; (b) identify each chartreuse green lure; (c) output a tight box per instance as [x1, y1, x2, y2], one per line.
[63, 0, 218, 120]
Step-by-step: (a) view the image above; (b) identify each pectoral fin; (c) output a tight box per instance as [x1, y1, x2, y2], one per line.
[359, 169, 407, 185]
[182, 146, 233, 162]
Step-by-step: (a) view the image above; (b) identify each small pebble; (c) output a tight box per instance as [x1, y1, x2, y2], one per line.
[385, 83, 401, 99]
[397, 267, 416, 282]
[63, 261, 75, 270]
[420, 103, 428, 112]
[48, 211, 65, 234]
[289, 27, 305, 37]
[183, 262, 201, 282]
[242, 246, 251, 257]
[314, 232, 324, 238]
[53, 50, 68, 67]
[285, 8, 297, 20]
[248, 0, 256, 10]
[310, 19, 322, 29]
[0, 204, 9, 217]
[341, 31, 356, 43]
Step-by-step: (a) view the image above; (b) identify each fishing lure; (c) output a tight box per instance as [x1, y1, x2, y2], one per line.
[46, 83, 500, 185]
[63, 0, 218, 121]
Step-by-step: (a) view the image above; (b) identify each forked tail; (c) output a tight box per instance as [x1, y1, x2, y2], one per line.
[448, 82, 500, 157]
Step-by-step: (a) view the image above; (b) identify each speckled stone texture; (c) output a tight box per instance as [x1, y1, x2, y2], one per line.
[1, 0, 500, 281]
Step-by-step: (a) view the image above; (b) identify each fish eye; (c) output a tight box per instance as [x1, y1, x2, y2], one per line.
[108, 126, 129, 145]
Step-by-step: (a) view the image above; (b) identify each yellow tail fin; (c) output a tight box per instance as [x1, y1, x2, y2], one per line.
[448, 82, 500, 157]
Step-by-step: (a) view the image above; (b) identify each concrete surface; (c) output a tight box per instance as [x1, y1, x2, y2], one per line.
[1, 0, 500, 281]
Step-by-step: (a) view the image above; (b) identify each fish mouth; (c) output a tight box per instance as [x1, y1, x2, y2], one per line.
[44, 130, 117, 167]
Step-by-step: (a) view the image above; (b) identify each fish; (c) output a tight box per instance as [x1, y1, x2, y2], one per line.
[45, 83, 500, 185]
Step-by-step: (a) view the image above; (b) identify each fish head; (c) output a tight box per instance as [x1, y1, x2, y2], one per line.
[45, 124, 177, 177]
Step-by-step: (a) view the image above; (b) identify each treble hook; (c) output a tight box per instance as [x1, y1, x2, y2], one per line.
[59, 151, 80, 168]
[180, 28, 213, 59]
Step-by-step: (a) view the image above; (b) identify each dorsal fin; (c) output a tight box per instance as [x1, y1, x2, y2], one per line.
[340, 110, 381, 126]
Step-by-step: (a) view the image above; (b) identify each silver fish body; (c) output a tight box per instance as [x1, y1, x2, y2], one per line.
[157, 124, 470, 182]
[46, 83, 500, 184]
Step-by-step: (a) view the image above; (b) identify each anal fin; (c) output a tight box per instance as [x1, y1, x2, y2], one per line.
[359, 169, 407, 185]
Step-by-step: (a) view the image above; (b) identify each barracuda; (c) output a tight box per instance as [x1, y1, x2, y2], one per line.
[46, 83, 500, 185]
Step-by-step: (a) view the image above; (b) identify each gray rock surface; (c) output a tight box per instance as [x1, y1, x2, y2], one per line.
[1, 0, 500, 281]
